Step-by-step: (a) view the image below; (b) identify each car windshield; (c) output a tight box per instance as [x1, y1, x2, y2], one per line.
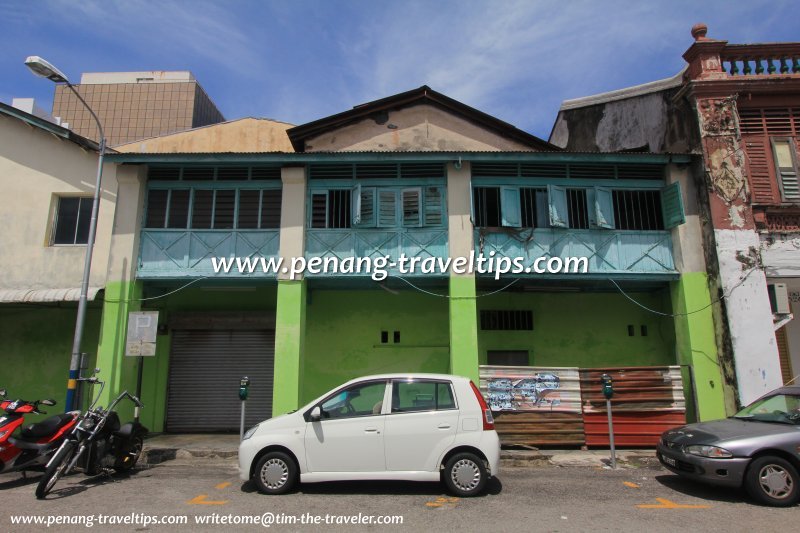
[733, 393, 800, 425]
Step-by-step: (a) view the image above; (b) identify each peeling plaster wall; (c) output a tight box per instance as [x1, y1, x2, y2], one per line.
[715, 229, 783, 403]
[550, 89, 699, 153]
[761, 234, 800, 277]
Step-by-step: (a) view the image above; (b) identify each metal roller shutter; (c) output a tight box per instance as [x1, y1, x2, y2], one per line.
[166, 329, 274, 432]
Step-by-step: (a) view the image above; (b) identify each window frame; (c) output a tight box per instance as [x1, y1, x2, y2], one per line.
[771, 137, 800, 202]
[51, 195, 93, 246]
[388, 379, 459, 414]
[304, 379, 390, 421]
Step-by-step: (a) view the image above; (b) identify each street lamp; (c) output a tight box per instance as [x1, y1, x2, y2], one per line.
[25, 56, 106, 411]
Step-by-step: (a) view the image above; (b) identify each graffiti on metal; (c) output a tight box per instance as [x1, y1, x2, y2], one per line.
[480, 366, 582, 412]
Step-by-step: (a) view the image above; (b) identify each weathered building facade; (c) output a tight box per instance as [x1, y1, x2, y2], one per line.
[552, 24, 800, 408]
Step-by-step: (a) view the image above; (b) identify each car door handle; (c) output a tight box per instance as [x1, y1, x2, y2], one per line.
[364, 428, 379, 433]
[437, 424, 451, 430]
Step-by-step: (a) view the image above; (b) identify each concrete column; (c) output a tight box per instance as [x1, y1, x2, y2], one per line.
[272, 165, 308, 415]
[666, 164, 728, 420]
[94, 165, 146, 416]
[447, 161, 479, 382]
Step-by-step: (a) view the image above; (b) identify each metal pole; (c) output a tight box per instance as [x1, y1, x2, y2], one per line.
[64, 83, 105, 412]
[134, 356, 144, 422]
[240, 400, 246, 441]
[606, 398, 617, 469]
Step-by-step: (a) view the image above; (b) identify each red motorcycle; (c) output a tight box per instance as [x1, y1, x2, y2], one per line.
[0, 388, 79, 477]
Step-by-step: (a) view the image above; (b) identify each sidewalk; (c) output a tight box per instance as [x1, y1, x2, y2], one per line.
[142, 434, 658, 469]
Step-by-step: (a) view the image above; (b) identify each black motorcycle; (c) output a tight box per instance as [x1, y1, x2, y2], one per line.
[35, 372, 148, 499]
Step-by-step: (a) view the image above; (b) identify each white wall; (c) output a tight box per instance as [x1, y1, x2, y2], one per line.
[0, 115, 118, 292]
[715, 229, 783, 404]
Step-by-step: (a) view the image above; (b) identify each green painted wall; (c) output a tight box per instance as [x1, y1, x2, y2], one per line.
[302, 289, 450, 405]
[671, 273, 727, 421]
[476, 290, 675, 367]
[449, 275, 480, 383]
[273, 280, 306, 416]
[0, 304, 101, 424]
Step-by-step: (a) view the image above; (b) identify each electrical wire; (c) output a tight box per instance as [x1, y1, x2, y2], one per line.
[609, 266, 759, 317]
[103, 276, 214, 303]
[392, 276, 520, 299]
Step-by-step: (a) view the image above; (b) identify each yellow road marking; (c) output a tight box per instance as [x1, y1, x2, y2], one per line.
[425, 496, 459, 508]
[623, 481, 640, 489]
[637, 498, 709, 509]
[187, 494, 229, 505]
[215, 482, 231, 490]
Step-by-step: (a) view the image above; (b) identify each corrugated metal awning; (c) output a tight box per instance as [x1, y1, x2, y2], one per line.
[0, 287, 103, 303]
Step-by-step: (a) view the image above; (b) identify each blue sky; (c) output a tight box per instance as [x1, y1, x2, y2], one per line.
[1, 0, 798, 139]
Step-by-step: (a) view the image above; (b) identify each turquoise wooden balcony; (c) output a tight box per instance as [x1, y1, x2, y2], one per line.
[138, 229, 280, 279]
[475, 229, 676, 278]
[305, 228, 448, 277]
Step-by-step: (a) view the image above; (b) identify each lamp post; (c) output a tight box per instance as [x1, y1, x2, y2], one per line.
[25, 56, 106, 411]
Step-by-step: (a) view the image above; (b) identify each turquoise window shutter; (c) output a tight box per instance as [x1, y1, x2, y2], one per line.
[547, 184, 568, 228]
[423, 186, 443, 226]
[594, 187, 615, 229]
[358, 187, 376, 227]
[351, 183, 362, 225]
[661, 182, 686, 229]
[500, 187, 521, 227]
[378, 189, 398, 227]
[402, 188, 422, 227]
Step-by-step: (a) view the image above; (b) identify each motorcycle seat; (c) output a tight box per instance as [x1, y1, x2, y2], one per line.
[19, 413, 74, 441]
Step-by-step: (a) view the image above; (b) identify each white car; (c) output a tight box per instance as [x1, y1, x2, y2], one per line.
[239, 373, 500, 497]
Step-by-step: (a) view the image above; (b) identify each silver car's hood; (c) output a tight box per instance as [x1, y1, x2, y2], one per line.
[664, 418, 796, 445]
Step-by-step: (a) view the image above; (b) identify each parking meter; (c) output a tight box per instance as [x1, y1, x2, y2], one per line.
[601, 373, 614, 399]
[601, 373, 616, 468]
[239, 377, 250, 401]
[239, 377, 250, 441]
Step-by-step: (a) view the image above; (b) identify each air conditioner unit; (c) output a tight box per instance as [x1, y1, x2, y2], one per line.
[768, 283, 791, 314]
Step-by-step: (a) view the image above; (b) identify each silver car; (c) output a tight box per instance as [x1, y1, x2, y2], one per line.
[657, 386, 800, 507]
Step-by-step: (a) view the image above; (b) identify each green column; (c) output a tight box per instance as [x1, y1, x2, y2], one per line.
[672, 273, 727, 421]
[272, 279, 307, 416]
[94, 280, 141, 416]
[449, 275, 480, 383]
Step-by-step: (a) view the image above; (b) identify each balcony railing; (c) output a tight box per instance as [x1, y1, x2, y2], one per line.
[475, 229, 676, 277]
[721, 44, 800, 77]
[138, 229, 280, 278]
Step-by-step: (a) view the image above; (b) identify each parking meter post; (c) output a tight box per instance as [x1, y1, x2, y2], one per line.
[601, 373, 616, 469]
[239, 377, 250, 441]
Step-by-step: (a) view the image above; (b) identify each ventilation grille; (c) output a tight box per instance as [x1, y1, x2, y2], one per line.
[472, 162, 664, 180]
[739, 107, 800, 136]
[309, 163, 446, 180]
[148, 165, 282, 181]
[480, 310, 534, 331]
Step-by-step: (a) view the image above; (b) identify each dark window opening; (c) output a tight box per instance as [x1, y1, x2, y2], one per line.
[213, 190, 235, 229]
[480, 310, 533, 330]
[260, 189, 282, 229]
[567, 189, 588, 229]
[393, 331, 400, 343]
[145, 190, 168, 228]
[192, 190, 214, 229]
[613, 190, 664, 230]
[167, 190, 190, 229]
[311, 190, 351, 229]
[640, 325, 648, 337]
[237, 190, 260, 229]
[381, 331, 389, 344]
[627, 325, 635, 336]
[474, 187, 501, 227]
[53, 196, 92, 245]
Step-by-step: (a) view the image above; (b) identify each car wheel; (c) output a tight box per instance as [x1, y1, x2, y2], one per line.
[744, 455, 799, 507]
[443, 452, 488, 497]
[253, 452, 297, 495]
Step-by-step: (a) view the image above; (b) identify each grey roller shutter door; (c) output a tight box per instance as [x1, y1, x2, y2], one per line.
[166, 329, 274, 432]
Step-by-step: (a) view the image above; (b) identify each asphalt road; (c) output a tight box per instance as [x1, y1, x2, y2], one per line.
[0, 460, 795, 532]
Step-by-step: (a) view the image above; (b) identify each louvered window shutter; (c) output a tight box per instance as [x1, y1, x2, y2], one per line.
[378, 190, 398, 227]
[594, 187, 615, 229]
[661, 182, 686, 229]
[401, 188, 422, 227]
[500, 187, 521, 228]
[424, 186, 443, 226]
[547, 184, 568, 228]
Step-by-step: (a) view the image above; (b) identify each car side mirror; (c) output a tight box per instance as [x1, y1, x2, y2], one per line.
[0, 389, 6, 398]
[41, 399, 57, 406]
[310, 406, 321, 421]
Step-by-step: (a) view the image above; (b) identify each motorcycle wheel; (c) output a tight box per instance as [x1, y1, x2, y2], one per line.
[35, 441, 75, 500]
[114, 434, 144, 472]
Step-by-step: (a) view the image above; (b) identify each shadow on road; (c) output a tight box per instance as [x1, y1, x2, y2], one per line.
[240, 476, 504, 497]
[654, 474, 753, 504]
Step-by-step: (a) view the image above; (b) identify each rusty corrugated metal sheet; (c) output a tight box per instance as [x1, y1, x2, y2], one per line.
[480, 366, 584, 447]
[579, 366, 686, 447]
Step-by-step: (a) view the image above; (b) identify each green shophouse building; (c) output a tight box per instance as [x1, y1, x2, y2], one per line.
[97, 87, 727, 444]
